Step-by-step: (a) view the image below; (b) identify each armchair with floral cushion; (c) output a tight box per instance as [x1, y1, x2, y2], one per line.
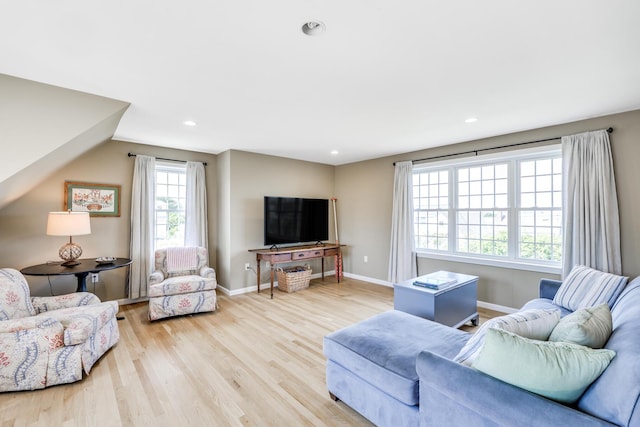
[0, 268, 119, 392]
[148, 246, 217, 321]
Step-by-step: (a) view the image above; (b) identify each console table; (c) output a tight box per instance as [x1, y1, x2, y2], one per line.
[249, 243, 344, 299]
[21, 258, 133, 293]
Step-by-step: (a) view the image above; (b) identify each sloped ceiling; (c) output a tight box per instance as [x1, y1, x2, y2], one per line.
[0, 74, 130, 210]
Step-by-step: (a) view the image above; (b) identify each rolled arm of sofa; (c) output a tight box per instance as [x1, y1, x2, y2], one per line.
[149, 270, 166, 286]
[31, 292, 101, 314]
[199, 266, 216, 280]
[416, 351, 613, 427]
[0, 316, 63, 336]
[539, 278, 562, 300]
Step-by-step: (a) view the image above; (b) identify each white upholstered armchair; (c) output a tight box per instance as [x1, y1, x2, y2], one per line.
[148, 246, 218, 321]
[0, 268, 119, 392]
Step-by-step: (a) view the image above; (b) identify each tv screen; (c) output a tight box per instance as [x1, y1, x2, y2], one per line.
[264, 197, 329, 246]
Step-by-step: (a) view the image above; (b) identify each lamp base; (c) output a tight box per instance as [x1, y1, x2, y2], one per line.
[59, 242, 83, 267]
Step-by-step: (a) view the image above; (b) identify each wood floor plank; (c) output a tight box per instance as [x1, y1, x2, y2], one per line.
[0, 277, 497, 426]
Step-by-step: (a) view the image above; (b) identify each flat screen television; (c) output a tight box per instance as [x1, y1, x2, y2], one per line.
[264, 196, 329, 246]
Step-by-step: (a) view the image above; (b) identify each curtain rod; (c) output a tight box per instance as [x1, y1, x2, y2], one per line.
[393, 127, 613, 166]
[127, 152, 207, 166]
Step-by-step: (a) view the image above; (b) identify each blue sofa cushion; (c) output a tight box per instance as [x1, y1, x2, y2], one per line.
[323, 310, 469, 406]
[578, 278, 640, 426]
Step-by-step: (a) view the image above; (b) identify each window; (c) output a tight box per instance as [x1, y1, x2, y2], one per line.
[413, 146, 562, 272]
[155, 163, 186, 249]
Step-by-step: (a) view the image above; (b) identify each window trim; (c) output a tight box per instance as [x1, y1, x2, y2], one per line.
[413, 144, 562, 274]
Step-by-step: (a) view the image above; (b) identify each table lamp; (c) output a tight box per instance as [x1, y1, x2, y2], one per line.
[46, 211, 91, 266]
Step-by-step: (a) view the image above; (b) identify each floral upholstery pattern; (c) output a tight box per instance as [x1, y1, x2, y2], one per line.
[37, 301, 119, 346]
[0, 317, 62, 391]
[148, 290, 217, 321]
[148, 247, 218, 321]
[31, 292, 100, 314]
[153, 247, 216, 280]
[148, 276, 217, 298]
[0, 268, 119, 392]
[0, 268, 36, 320]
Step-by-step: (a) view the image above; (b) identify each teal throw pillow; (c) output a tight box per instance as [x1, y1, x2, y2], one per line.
[549, 303, 612, 349]
[473, 328, 615, 403]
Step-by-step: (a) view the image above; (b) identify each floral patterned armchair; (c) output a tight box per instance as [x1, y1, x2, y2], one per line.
[0, 268, 119, 392]
[148, 246, 217, 321]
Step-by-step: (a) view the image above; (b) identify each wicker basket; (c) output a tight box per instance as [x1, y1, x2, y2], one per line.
[276, 265, 312, 293]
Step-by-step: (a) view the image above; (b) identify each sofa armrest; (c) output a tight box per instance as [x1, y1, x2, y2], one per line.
[31, 292, 101, 314]
[416, 351, 614, 427]
[0, 316, 63, 337]
[199, 266, 216, 281]
[540, 278, 562, 300]
[149, 270, 165, 286]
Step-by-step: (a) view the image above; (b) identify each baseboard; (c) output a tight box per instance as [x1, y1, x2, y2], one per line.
[116, 296, 149, 306]
[343, 272, 393, 287]
[132, 271, 516, 314]
[343, 272, 515, 314]
[224, 271, 335, 297]
[476, 300, 516, 314]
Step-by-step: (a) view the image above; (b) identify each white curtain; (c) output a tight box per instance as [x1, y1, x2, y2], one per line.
[129, 155, 155, 299]
[388, 161, 417, 283]
[185, 161, 208, 249]
[562, 129, 621, 277]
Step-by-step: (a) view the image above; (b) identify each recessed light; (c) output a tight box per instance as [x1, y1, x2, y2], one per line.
[183, 120, 197, 127]
[302, 21, 326, 36]
[330, 150, 339, 155]
[465, 117, 478, 123]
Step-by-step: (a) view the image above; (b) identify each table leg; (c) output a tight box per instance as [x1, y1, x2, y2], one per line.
[321, 257, 325, 281]
[270, 264, 275, 299]
[256, 256, 261, 294]
[74, 272, 89, 292]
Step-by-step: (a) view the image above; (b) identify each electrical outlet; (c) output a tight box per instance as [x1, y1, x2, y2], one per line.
[244, 263, 251, 271]
[91, 273, 99, 283]
[364, 255, 368, 263]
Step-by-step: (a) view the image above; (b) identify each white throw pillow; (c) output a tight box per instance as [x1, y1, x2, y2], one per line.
[454, 308, 561, 366]
[553, 265, 628, 312]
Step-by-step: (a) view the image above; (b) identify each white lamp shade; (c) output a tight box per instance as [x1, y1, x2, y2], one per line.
[46, 211, 91, 236]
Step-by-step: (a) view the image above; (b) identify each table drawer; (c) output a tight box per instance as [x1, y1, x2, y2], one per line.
[293, 250, 324, 260]
[263, 253, 292, 263]
[324, 248, 339, 256]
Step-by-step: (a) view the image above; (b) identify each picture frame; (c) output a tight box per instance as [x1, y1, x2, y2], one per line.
[64, 181, 121, 217]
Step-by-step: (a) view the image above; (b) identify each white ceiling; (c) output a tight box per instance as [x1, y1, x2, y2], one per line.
[2, 1, 640, 165]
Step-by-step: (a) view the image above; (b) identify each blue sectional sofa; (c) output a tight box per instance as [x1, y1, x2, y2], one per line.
[324, 276, 640, 426]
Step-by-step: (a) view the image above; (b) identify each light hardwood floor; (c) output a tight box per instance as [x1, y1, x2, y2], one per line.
[0, 277, 499, 427]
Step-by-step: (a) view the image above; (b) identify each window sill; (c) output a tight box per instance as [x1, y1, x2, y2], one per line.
[416, 251, 562, 275]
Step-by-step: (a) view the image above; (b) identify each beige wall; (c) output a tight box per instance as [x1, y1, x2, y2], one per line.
[2, 108, 639, 308]
[0, 139, 217, 301]
[218, 150, 336, 292]
[336, 109, 640, 309]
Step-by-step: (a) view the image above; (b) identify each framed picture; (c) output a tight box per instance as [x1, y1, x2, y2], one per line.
[64, 181, 121, 217]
